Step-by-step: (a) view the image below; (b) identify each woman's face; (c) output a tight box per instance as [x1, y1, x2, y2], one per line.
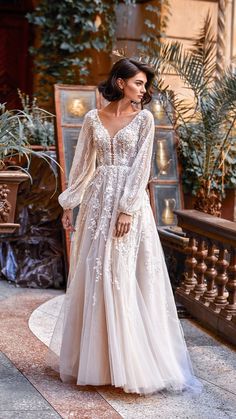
[117, 71, 147, 103]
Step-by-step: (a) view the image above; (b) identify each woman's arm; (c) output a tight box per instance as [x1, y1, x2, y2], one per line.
[58, 112, 96, 211]
[118, 110, 155, 216]
[115, 110, 154, 238]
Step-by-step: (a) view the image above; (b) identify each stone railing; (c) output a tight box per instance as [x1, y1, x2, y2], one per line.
[175, 210, 236, 347]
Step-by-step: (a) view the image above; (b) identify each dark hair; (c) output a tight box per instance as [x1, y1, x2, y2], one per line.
[98, 58, 155, 105]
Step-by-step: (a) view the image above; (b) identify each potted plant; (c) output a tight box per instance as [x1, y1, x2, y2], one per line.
[145, 14, 236, 217]
[17, 89, 55, 148]
[0, 101, 56, 233]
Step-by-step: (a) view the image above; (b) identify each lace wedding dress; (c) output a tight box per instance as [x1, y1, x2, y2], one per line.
[48, 108, 202, 395]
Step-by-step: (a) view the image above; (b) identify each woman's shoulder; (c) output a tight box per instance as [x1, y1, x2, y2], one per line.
[83, 109, 97, 121]
[141, 108, 153, 117]
[83, 108, 154, 124]
[140, 108, 154, 124]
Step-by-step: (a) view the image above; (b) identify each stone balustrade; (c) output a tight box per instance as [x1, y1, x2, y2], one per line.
[175, 209, 236, 346]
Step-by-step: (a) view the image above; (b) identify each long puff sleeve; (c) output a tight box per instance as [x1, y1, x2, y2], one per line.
[118, 110, 155, 215]
[58, 112, 96, 210]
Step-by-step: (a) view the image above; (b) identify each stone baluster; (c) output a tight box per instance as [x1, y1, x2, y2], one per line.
[200, 242, 217, 305]
[191, 239, 207, 300]
[180, 236, 197, 293]
[210, 246, 229, 312]
[221, 248, 236, 320]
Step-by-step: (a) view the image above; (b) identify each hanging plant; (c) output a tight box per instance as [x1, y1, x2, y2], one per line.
[26, 0, 133, 103]
[138, 0, 171, 56]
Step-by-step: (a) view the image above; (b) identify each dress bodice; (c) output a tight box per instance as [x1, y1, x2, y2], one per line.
[58, 107, 155, 214]
[89, 109, 148, 168]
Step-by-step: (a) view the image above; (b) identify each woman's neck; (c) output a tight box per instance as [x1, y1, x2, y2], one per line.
[103, 99, 139, 117]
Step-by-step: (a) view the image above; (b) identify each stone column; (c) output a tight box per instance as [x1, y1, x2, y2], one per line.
[216, 0, 227, 77]
[225, 0, 234, 67]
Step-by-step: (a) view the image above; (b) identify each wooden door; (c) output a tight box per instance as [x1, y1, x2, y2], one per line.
[0, 1, 33, 109]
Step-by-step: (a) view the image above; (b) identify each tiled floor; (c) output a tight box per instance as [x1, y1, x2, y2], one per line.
[0, 352, 60, 418]
[0, 279, 236, 418]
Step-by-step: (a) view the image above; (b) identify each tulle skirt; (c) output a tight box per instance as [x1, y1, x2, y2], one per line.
[47, 165, 202, 395]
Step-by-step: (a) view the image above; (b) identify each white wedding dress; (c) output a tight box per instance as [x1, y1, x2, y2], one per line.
[48, 108, 202, 395]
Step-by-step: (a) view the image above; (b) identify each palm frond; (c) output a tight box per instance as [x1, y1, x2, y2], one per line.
[159, 42, 208, 96]
[142, 13, 236, 196]
[145, 13, 216, 96]
[190, 11, 216, 84]
[211, 70, 236, 118]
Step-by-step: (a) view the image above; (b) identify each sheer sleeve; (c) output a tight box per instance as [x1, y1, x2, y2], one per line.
[118, 110, 154, 215]
[58, 111, 96, 210]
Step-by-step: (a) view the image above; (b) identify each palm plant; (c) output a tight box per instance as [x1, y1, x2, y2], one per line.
[144, 14, 236, 216]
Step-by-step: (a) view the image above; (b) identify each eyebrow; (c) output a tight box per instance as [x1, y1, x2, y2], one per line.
[136, 79, 146, 83]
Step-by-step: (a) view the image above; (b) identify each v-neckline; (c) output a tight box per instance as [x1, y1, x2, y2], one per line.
[96, 109, 143, 140]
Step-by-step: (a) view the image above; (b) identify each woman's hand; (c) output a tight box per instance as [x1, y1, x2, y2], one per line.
[115, 212, 132, 238]
[62, 209, 75, 232]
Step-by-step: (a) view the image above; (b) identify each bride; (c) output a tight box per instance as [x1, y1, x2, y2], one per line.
[49, 57, 202, 395]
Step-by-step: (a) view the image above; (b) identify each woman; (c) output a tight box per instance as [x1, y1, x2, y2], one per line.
[49, 58, 202, 395]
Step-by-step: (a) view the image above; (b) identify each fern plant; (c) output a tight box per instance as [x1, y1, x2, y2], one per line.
[144, 14, 236, 214]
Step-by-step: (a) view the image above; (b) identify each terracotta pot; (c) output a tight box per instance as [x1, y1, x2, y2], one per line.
[0, 171, 29, 233]
[221, 189, 236, 222]
[183, 192, 196, 210]
[184, 189, 236, 221]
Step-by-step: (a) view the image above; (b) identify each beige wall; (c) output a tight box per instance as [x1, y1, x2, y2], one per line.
[163, 0, 218, 98]
[165, 0, 235, 94]
[115, 0, 236, 94]
[166, 0, 218, 41]
[115, 1, 219, 55]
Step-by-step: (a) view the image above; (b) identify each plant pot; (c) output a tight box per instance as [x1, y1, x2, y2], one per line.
[183, 192, 196, 210]
[0, 171, 29, 233]
[184, 189, 236, 221]
[221, 188, 236, 222]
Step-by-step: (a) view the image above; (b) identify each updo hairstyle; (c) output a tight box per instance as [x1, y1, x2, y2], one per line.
[98, 58, 155, 105]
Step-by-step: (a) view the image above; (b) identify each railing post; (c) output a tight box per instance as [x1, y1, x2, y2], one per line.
[191, 239, 207, 299]
[221, 248, 236, 320]
[200, 242, 217, 305]
[180, 236, 197, 293]
[174, 209, 236, 346]
[210, 246, 229, 312]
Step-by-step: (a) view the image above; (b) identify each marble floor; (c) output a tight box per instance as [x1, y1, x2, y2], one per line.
[0, 279, 236, 419]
